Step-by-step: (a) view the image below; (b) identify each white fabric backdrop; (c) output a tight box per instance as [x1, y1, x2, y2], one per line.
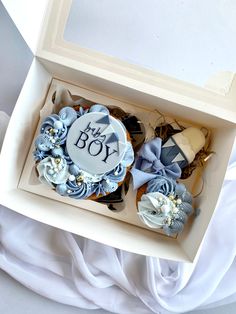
[1, 111, 236, 314]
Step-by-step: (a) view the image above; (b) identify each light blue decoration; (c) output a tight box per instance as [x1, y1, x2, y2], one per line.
[175, 183, 186, 196]
[40, 114, 60, 133]
[56, 184, 68, 196]
[180, 202, 193, 215]
[63, 149, 74, 165]
[106, 133, 119, 145]
[181, 191, 193, 204]
[76, 106, 89, 117]
[89, 104, 109, 115]
[52, 147, 64, 157]
[65, 180, 92, 199]
[102, 180, 118, 194]
[161, 137, 188, 168]
[33, 149, 49, 161]
[94, 180, 118, 196]
[121, 142, 134, 168]
[41, 114, 68, 145]
[53, 120, 63, 130]
[35, 134, 53, 152]
[69, 164, 81, 176]
[138, 177, 194, 235]
[34, 102, 135, 200]
[175, 210, 188, 224]
[131, 138, 182, 190]
[94, 181, 107, 196]
[59, 107, 77, 126]
[147, 175, 176, 196]
[138, 192, 177, 229]
[107, 164, 126, 183]
[37, 157, 69, 186]
[96, 114, 110, 125]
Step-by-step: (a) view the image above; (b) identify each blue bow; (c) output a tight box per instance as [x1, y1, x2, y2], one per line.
[131, 138, 181, 190]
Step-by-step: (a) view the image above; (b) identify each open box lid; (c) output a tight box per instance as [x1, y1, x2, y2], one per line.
[3, 0, 236, 123]
[2, 0, 48, 54]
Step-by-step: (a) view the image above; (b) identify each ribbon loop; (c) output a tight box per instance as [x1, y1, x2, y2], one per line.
[131, 138, 181, 189]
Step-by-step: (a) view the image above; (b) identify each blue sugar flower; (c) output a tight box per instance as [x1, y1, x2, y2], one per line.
[33, 149, 49, 161]
[77, 106, 89, 117]
[41, 114, 68, 145]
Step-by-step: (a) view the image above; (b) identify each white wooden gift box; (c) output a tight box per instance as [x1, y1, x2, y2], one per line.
[0, 0, 236, 262]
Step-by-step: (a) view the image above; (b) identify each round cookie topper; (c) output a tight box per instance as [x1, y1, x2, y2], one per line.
[66, 112, 127, 175]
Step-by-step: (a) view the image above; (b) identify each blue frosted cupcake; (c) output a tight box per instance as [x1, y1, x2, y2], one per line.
[33, 103, 134, 200]
[136, 175, 194, 235]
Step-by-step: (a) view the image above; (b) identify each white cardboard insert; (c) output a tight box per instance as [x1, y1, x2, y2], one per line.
[20, 78, 204, 239]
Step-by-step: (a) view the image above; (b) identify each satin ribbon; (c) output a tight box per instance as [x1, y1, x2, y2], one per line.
[131, 137, 181, 189]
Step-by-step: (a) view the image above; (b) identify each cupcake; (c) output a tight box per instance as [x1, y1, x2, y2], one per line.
[33, 103, 134, 200]
[137, 175, 194, 235]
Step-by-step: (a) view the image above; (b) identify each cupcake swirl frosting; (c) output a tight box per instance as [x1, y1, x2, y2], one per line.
[37, 156, 69, 187]
[40, 114, 68, 145]
[138, 177, 193, 235]
[147, 175, 176, 196]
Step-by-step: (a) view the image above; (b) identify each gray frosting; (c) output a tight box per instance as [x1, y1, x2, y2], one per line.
[147, 175, 176, 196]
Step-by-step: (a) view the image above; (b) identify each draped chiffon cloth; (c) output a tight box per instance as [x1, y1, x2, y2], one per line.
[1, 111, 236, 314]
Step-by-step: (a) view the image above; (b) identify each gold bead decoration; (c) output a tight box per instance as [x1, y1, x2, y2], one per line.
[49, 128, 55, 135]
[176, 198, 182, 205]
[55, 158, 61, 164]
[76, 175, 84, 184]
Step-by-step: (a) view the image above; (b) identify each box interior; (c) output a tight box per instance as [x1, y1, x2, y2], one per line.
[1, 57, 235, 262]
[19, 78, 204, 239]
